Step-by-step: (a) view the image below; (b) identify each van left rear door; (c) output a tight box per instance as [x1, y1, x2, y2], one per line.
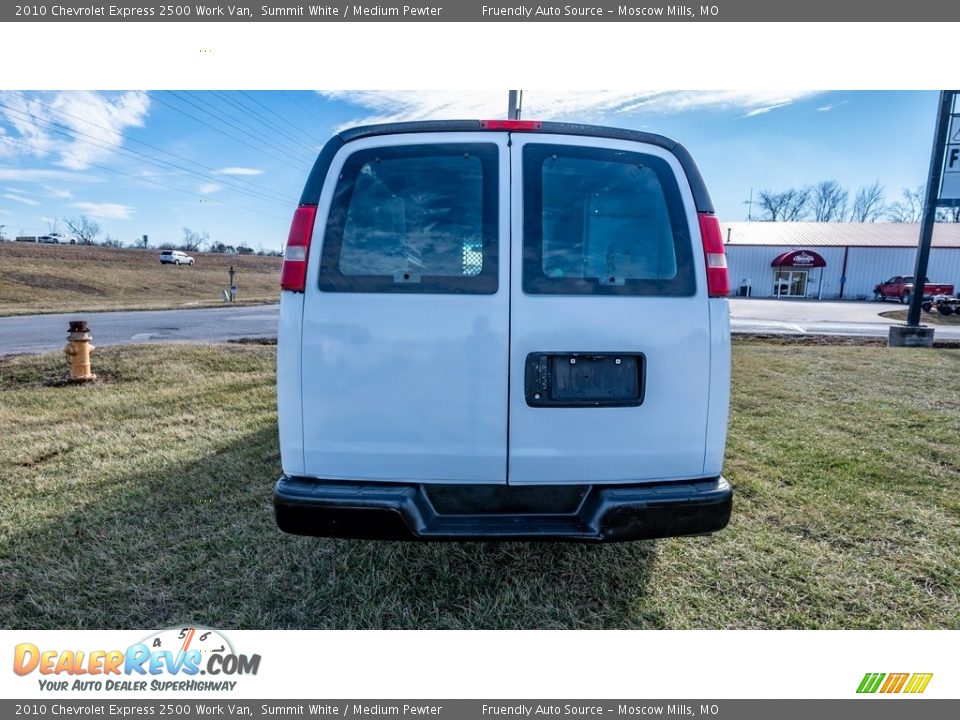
[300, 133, 511, 484]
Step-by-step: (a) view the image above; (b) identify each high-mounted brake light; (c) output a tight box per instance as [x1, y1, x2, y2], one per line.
[698, 212, 730, 298]
[280, 204, 318, 292]
[479, 120, 543, 131]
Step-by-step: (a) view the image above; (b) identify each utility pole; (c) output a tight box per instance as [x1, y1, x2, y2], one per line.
[229, 265, 236, 303]
[507, 90, 522, 120]
[890, 90, 959, 347]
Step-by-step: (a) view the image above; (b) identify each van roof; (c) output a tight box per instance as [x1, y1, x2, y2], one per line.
[299, 120, 715, 214]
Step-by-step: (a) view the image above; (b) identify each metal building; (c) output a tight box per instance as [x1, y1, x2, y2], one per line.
[722, 222, 960, 299]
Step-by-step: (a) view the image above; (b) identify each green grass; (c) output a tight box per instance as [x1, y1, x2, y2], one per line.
[1, 342, 958, 629]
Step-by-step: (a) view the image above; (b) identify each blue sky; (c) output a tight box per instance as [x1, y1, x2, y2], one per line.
[0, 90, 943, 250]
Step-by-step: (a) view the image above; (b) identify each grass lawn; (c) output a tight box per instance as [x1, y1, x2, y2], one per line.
[880, 308, 960, 325]
[1, 341, 958, 629]
[0, 242, 281, 316]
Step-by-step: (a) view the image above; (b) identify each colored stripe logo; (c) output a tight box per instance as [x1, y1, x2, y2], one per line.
[857, 673, 933, 694]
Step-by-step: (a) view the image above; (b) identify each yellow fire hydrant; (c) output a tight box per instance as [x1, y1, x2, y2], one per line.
[64, 320, 97, 382]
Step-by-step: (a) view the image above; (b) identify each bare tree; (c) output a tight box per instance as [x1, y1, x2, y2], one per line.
[811, 180, 849, 222]
[46, 217, 61, 234]
[64, 215, 102, 244]
[849, 182, 886, 222]
[181, 227, 209, 252]
[887, 185, 925, 223]
[755, 187, 811, 222]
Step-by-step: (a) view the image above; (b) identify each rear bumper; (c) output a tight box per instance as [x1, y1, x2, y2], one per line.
[274, 475, 732, 542]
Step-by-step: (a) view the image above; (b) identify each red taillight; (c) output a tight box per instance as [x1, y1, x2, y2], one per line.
[698, 212, 730, 298]
[280, 204, 318, 292]
[479, 119, 543, 131]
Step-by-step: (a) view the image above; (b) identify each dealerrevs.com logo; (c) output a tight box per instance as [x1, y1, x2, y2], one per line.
[13, 627, 261, 693]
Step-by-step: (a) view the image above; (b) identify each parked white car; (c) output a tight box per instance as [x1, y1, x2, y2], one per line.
[37, 233, 77, 244]
[274, 119, 732, 542]
[159, 250, 195, 265]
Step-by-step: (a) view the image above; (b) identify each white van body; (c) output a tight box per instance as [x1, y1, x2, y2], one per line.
[275, 120, 731, 542]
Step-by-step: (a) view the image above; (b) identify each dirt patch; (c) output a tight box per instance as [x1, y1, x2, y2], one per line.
[879, 309, 960, 326]
[5, 272, 107, 297]
[734, 333, 960, 349]
[228, 337, 278, 346]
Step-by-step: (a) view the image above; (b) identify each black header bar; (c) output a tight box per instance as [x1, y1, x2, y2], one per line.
[4, 0, 959, 22]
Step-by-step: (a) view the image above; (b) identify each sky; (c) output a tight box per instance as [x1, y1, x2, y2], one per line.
[0, 90, 946, 251]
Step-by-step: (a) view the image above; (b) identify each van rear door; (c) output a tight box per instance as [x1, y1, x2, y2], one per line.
[299, 132, 510, 484]
[507, 134, 712, 484]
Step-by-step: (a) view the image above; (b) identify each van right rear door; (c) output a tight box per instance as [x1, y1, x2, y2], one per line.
[507, 134, 713, 485]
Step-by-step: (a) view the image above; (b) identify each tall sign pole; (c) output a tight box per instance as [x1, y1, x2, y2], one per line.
[507, 90, 520, 120]
[891, 90, 959, 346]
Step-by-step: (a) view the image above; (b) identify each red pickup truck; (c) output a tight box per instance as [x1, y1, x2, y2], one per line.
[873, 276, 955, 304]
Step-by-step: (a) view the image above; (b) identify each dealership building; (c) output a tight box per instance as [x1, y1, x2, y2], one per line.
[722, 222, 960, 299]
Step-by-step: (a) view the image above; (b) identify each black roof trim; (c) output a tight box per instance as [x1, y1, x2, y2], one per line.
[300, 120, 714, 213]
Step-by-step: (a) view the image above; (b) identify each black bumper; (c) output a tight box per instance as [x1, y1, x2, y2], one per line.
[274, 475, 732, 542]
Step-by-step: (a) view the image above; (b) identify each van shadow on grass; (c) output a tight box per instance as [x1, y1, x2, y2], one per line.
[2, 426, 661, 630]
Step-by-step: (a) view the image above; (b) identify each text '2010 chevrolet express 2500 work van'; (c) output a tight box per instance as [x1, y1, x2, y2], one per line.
[274, 119, 732, 542]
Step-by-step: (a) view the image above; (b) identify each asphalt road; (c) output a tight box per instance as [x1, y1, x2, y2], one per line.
[0, 304, 280, 356]
[2, 299, 958, 356]
[729, 298, 960, 340]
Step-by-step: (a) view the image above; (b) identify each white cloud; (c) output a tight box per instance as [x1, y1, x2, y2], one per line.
[70, 201, 134, 219]
[817, 100, 850, 112]
[319, 90, 826, 130]
[3, 193, 38, 205]
[217, 166, 264, 176]
[0, 91, 150, 170]
[742, 102, 793, 118]
[198, 183, 223, 195]
[44, 186, 72, 198]
[0, 168, 101, 183]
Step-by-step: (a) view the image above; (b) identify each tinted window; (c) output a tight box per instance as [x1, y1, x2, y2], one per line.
[319, 143, 498, 294]
[523, 144, 695, 296]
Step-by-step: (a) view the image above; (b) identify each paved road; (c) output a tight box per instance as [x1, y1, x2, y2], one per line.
[728, 298, 960, 340]
[0, 304, 280, 356]
[2, 299, 959, 356]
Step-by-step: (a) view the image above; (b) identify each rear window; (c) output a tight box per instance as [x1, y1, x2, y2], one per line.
[319, 143, 498, 294]
[522, 144, 696, 296]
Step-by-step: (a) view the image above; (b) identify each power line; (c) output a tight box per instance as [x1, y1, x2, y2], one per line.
[11, 92, 292, 202]
[0, 103, 288, 221]
[149, 92, 308, 173]
[165, 91, 311, 169]
[0, 99, 292, 209]
[213, 91, 318, 154]
[240, 91, 321, 147]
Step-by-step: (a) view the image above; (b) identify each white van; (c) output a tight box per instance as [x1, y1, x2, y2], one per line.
[275, 120, 731, 542]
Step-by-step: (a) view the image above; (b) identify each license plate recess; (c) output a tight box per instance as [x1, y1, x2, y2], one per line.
[524, 352, 646, 407]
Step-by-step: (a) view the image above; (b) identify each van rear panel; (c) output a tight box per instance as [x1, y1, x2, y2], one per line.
[276, 120, 731, 541]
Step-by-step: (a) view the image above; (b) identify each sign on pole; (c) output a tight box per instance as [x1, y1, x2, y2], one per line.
[899, 90, 957, 337]
[941, 113, 960, 201]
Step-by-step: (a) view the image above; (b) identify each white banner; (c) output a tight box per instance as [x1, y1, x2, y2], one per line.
[2, 630, 956, 700]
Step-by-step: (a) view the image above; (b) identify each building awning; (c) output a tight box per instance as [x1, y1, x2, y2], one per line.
[770, 249, 827, 268]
